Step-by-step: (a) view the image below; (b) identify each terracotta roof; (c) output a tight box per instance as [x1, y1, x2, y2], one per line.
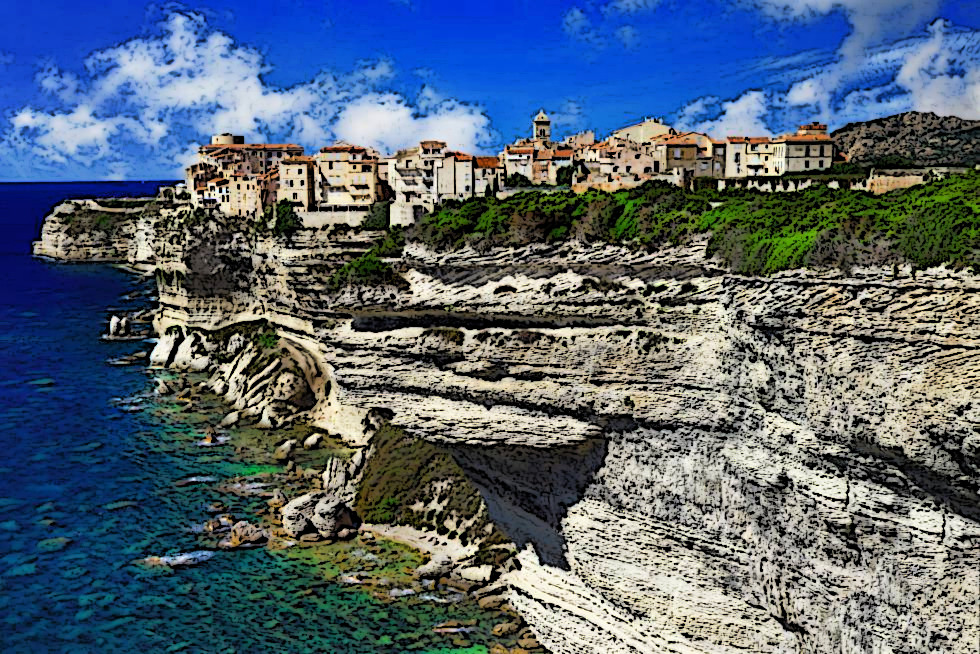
[474, 156, 500, 168]
[282, 156, 314, 164]
[727, 137, 748, 143]
[747, 137, 771, 144]
[553, 149, 573, 158]
[420, 140, 447, 148]
[507, 146, 534, 155]
[319, 144, 367, 153]
[446, 151, 473, 161]
[536, 150, 553, 160]
[778, 134, 833, 143]
[663, 137, 698, 146]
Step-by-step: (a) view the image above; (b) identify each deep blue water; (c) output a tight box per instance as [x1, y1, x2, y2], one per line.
[0, 183, 500, 653]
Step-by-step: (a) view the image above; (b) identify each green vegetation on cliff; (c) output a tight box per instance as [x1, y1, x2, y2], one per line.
[354, 423, 503, 552]
[406, 171, 980, 275]
[326, 227, 405, 292]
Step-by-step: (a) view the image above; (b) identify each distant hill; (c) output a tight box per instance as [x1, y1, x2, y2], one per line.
[832, 112, 980, 167]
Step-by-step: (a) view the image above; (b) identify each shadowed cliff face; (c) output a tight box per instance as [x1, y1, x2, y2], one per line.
[446, 439, 609, 569]
[135, 225, 980, 653]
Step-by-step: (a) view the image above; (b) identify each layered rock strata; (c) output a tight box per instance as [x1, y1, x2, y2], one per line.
[39, 207, 980, 653]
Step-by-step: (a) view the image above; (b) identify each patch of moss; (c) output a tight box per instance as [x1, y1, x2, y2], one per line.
[354, 424, 490, 544]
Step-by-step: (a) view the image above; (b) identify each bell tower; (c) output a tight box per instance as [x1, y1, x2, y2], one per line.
[533, 110, 551, 143]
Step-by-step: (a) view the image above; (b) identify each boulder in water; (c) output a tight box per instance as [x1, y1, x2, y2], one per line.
[280, 492, 359, 540]
[302, 433, 323, 450]
[222, 521, 268, 549]
[273, 439, 297, 461]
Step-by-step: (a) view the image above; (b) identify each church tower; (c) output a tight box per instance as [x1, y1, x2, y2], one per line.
[533, 110, 551, 142]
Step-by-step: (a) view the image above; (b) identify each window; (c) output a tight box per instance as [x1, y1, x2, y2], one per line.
[300, 179, 304, 186]
[764, 156, 769, 161]
[820, 146, 826, 156]
[734, 153, 741, 163]
[805, 146, 811, 156]
[805, 160, 810, 169]
[363, 164, 371, 172]
[819, 160, 824, 167]
[292, 193, 298, 200]
[673, 148, 681, 159]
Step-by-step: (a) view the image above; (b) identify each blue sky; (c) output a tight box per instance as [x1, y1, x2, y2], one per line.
[0, 0, 978, 180]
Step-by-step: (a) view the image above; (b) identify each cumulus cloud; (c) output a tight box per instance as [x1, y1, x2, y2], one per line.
[675, 19, 980, 137]
[676, 91, 773, 136]
[1, 11, 494, 180]
[334, 92, 492, 154]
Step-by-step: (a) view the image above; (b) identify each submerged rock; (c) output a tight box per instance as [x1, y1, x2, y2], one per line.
[222, 521, 268, 549]
[416, 553, 454, 580]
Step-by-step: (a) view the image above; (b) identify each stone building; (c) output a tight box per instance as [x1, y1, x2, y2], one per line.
[313, 144, 382, 218]
[278, 156, 315, 210]
[611, 117, 675, 144]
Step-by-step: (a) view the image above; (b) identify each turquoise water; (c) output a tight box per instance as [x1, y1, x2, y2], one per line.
[0, 183, 506, 653]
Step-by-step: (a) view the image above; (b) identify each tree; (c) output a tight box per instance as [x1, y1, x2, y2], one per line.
[505, 173, 533, 188]
[272, 201, 302, 238]
[362, 200, 392, 230]
[556, 165, 575, 187]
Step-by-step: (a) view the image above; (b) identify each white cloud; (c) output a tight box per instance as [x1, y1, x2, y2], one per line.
[333, 92, 493, 154]
[674, 19, 980, 137]
[676, 91, 773, 136]
[1, 11, 495, 180]
[563, 1, 657, 48]
[563, 7, 604, 46]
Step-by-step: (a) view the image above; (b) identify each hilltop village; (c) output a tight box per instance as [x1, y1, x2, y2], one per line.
[184, 111, 839, 226]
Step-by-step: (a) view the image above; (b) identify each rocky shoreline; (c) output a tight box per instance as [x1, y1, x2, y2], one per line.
[108, 304, 547, 653]
[34, 193, 980, 654]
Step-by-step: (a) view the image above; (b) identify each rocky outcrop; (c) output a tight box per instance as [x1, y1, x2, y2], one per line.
[280, 492, 359, 541]
[833, 111, 980, 167]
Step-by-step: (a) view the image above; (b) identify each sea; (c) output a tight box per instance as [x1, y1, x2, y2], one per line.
[0, 182, 503, 653]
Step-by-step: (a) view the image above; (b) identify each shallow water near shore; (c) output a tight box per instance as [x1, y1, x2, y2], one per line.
[0, 183, 509, 653]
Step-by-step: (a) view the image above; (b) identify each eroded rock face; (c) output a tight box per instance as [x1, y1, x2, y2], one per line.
[152, 236, 980, 652]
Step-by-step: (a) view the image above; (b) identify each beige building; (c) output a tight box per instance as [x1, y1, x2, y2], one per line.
[185, 135, 304, 215]
[278, 156, 315, 210]
[611, 117, 675, 144]
[313, 144, 382, 217]
[387, 140, 447, 225]
[473, 157, 503, 195]
[775, 123, 834, 173]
